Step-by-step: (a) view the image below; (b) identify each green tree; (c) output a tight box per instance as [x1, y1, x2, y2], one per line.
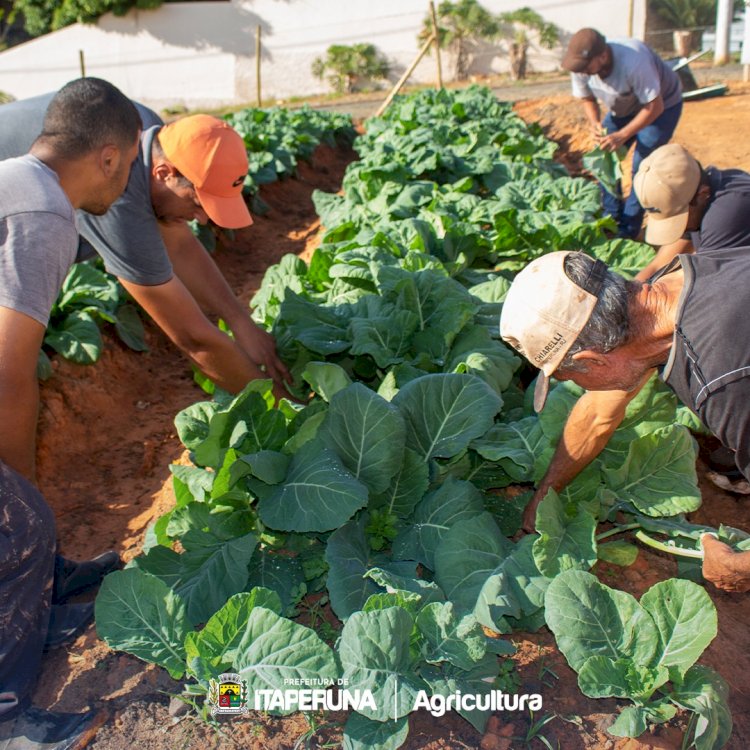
[498, 7, 559, 80]
[649, 0, 743, 29]
[311, 43, 390, 94]
[420, 0, 500, 81]
[13, 0, 162, 37]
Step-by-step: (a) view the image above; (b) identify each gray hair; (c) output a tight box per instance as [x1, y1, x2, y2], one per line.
[558, 252, 634, 372]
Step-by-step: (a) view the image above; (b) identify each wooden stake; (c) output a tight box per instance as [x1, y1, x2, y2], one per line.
[430, 1, 443, 89]
[255, 25, 262, 107]
[627, 0, 634, 37]
[79, 49, 86, 78]
[375, 32, 435, 117]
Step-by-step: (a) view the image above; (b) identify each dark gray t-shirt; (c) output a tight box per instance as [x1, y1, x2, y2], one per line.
[0, 93, 173, 286]
[689, 167, 750, 252]
[0, 154, 78, 326]
[662, 246, 750, 479]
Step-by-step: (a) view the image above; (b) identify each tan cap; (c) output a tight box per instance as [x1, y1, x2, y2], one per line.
[633, 144, 701, 246]
[500, 252, 603, 411]
[562, 28, 607, 73]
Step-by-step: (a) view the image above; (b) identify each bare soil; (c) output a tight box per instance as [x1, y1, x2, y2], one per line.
[31, 84, 750, 749]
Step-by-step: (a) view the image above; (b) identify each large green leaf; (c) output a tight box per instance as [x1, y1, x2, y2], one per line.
[544, 570, 658, 672]
[343, 714, 409, 750]
[370, 447, 430, 519]
[532, 490, 597, 577]
[339, 607, 424, 721]
[639, 579, 717, 679]
[134, 531, 258, 626]
[95, 568, 188, 679]
[325, 515, 380, 620]
[393, 477, 485, 570]
[393, 373, 502, 459]
[184, 588, 282, 681]
[602, 425, 701, 517]
[258, 442, 368, 532]
[235, 607, 339, 713]
[44, 310, 103, 364]
[301, 361, 352, 402]
[434, 512, 513, 614]
[669, 665, 733, 750]
[416, 602, 494, 670]
[319, 383, 406, 494]
[246, 548, 306, 617]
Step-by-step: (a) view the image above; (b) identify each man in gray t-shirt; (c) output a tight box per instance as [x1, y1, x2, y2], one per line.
[562, 27, 683, 240]
[0, 93, 291, 398]
[0, 77, 141, 743]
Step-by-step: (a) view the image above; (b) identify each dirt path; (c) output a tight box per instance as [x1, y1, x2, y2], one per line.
[30, 84, 750, 749]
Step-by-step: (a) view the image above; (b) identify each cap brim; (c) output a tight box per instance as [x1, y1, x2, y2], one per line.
[644, 210, 688, 246]
[196, 188, 253, 229]
[533, 372, 551, 413]
[562, 53, 587, 73]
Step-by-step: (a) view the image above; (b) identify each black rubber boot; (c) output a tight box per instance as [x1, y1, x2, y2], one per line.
[43, 604, 94, 650]
[0, 705, 106, 749]
[52, 552, 121, 604]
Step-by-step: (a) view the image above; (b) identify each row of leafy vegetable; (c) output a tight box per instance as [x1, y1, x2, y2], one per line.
[39, 105, 356, 375]
[95, 86, 733, 750]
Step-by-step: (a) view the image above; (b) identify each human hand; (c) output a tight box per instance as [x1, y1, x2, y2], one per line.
[234, 322, 293, 386]
[701, 533, 750, 593]
[521, 490, 546, 534]
[598, 130, 628, 152]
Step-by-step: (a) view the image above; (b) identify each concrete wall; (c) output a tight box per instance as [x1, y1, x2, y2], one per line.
[0, 0, 647, 110]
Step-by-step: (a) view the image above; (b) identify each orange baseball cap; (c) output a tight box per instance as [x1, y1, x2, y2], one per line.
[158, 114, 252, 229]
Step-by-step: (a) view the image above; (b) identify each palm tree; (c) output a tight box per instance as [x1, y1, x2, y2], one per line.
[498, 7, 559, 80]
[420, 0, 500, 81]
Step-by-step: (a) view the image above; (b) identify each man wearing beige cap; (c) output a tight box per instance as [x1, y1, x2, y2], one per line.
[500, 249, 750, 592]
[562, 27, 682, 239]
[634, 143, 750, 280]
[0, 93, 291, 399]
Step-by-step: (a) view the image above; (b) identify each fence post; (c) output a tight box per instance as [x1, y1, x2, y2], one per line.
[375, 32, 436, 117]
[430, 1, 443, 89]
[79, 49, 86, 78]
[715, 0, 733, 65]
[256, 25, 262, 107]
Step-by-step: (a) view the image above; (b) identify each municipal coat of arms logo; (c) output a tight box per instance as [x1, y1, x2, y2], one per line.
[207, 672, 249, 716]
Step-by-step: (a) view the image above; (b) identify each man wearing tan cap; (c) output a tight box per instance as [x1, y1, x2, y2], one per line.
[500, 250, 750, 592]
[634, 143, 750, 280]
[0, 93, 291, 400]
[562, 28, 682, 239]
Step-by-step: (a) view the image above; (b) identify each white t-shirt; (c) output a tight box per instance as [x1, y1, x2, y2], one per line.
[571, 38, 682, 117]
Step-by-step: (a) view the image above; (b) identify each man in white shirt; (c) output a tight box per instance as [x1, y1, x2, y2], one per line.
[563, 27, 683, 239]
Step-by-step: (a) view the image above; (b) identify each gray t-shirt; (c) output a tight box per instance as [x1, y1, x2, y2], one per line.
[0, 93, 172, 286]
[571, 38, 682, 117]
[0, 154, 78, 326]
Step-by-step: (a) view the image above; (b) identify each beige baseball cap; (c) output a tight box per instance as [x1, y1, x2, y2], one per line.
[500, 251, 604, 412]
[633, 144, 701, 246]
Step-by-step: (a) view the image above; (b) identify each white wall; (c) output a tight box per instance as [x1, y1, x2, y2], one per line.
[0, 0, 647, 110]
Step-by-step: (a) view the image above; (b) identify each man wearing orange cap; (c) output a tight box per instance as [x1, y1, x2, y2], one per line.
[500, 250, 750, 593]
[634, 143, 750, 280]
[0, 93, 291, 399]
[562, 27, 682, 239]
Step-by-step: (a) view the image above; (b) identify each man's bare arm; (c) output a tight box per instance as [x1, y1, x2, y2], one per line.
[120, 275, 286, 397]
[0, 307, 46, 481]
[158, 221, 291, 385]
[635, 238, 694, 282]
[522, 370, 656, 532]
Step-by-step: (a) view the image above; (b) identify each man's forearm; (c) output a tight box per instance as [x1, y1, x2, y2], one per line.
[535, 390, 626, 497]
[617, 97, 664, 141]
[0, 380, 39, 481]
[581, 97, 601, 131]
[635, 238, 694, 282]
